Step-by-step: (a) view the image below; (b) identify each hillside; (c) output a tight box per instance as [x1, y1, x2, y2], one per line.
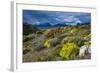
[23, 24, 91, 62]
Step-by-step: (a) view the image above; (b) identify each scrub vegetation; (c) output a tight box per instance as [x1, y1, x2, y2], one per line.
[23, 23, 91, 62]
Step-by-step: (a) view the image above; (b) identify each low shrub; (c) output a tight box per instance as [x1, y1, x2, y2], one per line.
[23, 34, 35, 42]
[23, 48, 31, 55]
[59, 43, 79, 60]
[44, 38, 60, 48]
[61, 36, 82, 45]
[44, 39, 51, 48]
[34, 43, 45, 51]
[83, 41, 90, 46]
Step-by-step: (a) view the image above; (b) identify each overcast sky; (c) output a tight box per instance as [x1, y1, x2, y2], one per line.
[23, 10, 91, 25]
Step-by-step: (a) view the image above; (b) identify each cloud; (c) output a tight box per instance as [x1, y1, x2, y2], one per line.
[27, 17, 40, 25]
[62, 16, 76, 22]
[61, 16, 82, 23]
[55, 18, 61, 21]
[23, 10, 90, 25]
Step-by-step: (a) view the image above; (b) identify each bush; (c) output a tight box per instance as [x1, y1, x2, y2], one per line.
[23, 37, 31, 42]
[23, 23, 39, 35]
[86, 34, 91, 41]
[70, 28, 79, 33]
[61, 36, 83, 45]
[44, 39, 51, 48]
[23, 35, 35, 42]
[34, 43, 45, 51]
[36, 30, 44, 37]
[61, 37, 69, 44]
[23, 48, 31, 55]
[59, 43, 79, 59]
[44, 38, 60, 48]
[83, 41, 90, 46]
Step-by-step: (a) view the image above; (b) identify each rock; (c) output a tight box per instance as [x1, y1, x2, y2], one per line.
[79, 45, 89, 57]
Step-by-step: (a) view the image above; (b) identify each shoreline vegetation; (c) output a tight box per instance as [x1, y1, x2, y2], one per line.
[23, 23, 91, 62]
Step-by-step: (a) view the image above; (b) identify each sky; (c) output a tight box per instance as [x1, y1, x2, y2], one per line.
[23, 10, 91, 25]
